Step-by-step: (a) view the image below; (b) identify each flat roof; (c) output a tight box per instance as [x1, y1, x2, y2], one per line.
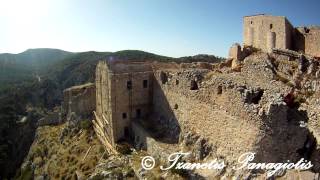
[243, 13, 266, 17]
[107, 60, 153, 74]
[243, 14, 287, 19]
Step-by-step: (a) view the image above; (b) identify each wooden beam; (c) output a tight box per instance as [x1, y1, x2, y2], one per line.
[102, 114, 110, 125]
[93, 111, 118, 155]
[93, 125, 118, 155]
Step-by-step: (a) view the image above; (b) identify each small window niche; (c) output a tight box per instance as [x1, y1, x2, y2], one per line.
[217, 85, 223, 95]
[122, 113, 127, 119]
[143, 80, 148, 88]
[250, 21, 253, 25]
[270, 24, 273, 30]
[136, 109, 141, 118]
[160, 71, 168, 84]
[127, 80, 132, 90]
[190, 80, 199, 90]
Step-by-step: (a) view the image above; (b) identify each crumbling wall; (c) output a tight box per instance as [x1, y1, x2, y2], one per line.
[151, 69, 263, 164]
[229, 43, 243, 60]
[62, 83, 96, 123]
[37, 111, 62, 126]
[131, 121, 175, 161]
[95, 61, 115, 147]
[295, 27, 320, 57]
[151, 54, 316, 168]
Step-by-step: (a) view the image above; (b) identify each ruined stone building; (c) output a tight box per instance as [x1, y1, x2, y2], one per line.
[62, 83, 96, 123]
[294, 26, 320, 57]
[242, 14, 320, 57]
[59, 14, 320, 178]
[94, 61, 154, 147]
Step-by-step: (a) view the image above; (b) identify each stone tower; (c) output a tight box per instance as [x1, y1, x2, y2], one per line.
[94, 60, 153, 147]
[243, 14, 293, 52]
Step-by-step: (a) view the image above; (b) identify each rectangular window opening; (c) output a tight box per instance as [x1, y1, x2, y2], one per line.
[127, 80, 132, 90]
[122, 113, 127, 119]
[136, 109, 141, 118]
[143, 80, 148, 88]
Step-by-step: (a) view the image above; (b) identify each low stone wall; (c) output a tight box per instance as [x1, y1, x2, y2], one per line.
[37, 112, 62, 126]
[131, 121, 175, 162]
[62, 83, 96, 123]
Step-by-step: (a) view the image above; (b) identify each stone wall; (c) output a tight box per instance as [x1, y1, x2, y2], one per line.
[63, 83, 96, 122]
[37, 111, 62, 126]
[228, 43, 242, 60]
[242, 15, 320, 57]
[110, 70, 153, 142]
[243, 15, 293, 52]
[151, 69, 263, 164]
[150, 56, 313, 167]
[95, 61, 153, 146]
[295, 27, 320, 57]
[95, 61, 114, 145]
[131, 121, 174, 161]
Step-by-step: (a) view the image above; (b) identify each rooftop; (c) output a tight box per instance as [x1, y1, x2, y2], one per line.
[106, 60, 153, 74]
[243, 14, 287, 19]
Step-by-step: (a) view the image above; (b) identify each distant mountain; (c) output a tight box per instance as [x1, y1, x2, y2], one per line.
[0, 48, 72, 67]
[0, 48, 73, 91]
[0, 48, 225, 98]
[45, 50, 174, 89]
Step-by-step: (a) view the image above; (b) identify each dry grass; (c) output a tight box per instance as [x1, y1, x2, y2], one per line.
[25, 124, 105, 179]
[204, 71, 222, 80]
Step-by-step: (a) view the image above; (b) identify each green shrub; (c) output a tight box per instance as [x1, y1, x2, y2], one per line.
[79, 120, 92, 129]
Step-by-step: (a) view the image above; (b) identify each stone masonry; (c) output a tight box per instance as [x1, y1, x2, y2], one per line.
[62, 83, 96, 123]
[242, 14, 320, 57]
[243, 14, 293, 52]
[94, 60, 153, 147]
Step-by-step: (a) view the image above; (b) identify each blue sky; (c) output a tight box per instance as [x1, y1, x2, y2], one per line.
[0, 0, 319, 57]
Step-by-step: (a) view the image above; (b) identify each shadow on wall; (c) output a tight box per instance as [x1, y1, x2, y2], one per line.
[150, 77, 181, 144]
[131, 75, 181, 150]
[254, 104, 320, 172]
[293, 28, 306, 53]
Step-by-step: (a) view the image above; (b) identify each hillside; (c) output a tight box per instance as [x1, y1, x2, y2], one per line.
[16, 124, 105, 180]
[0, 48, 73, 93]
[41, 50, 224, 97]
[0, 49, 225, 109]
[44, 50, 174, 90]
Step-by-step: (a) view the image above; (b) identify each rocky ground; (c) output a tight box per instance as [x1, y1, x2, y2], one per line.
[16, 122, 105, 179]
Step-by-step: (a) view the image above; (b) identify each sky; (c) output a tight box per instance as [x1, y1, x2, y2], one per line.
[0, 0, 319, 57]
